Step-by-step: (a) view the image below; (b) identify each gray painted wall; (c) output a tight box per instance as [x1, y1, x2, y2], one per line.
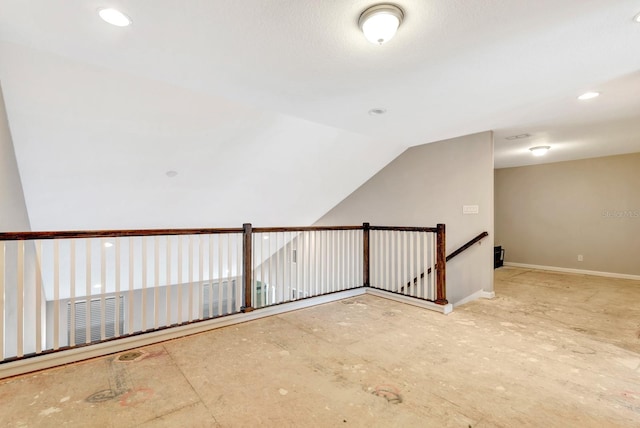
[495, 153, 640, 276]
[315, 132, 495, 304]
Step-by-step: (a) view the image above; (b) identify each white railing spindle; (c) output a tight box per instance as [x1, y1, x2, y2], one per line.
[166, 236, 172, 325]
[85, 239, 91, 344]
[100, 238, 106, 341]
[208, 235, 213, 319]
[128, 237, 134, 334]
[198, 236, 204, 321]
[35, 241, 42, 354]
[54, 240, 61, 349]
[219, 234, 224, 313]
[141, 237, 147, 332]
[69, 240, 76, 346]
[422, 232, 429, 300]
[227, 233, 232, 314]
[0, 243, 5, 360]
[115, 238, 121, 337]
[188, 236, 194, 323]
[155, 236, 161, 329]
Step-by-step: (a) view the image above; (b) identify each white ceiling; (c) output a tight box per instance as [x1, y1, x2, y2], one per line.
[1, 0, 639, 230]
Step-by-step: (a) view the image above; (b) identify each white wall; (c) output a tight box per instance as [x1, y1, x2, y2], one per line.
[0, 83, 30, 232]
[315, 132, 495, 304]
[0, 83, 42, 357]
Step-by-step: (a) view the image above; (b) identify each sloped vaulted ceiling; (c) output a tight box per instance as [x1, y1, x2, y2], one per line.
[0, 40, 404, 230]
[0, 0, 639, 230]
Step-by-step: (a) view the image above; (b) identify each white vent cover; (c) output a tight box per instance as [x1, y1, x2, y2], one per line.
[68, 296, 124, 345]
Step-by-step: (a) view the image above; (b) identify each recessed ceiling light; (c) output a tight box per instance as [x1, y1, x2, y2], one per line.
[368, 108, 387, 116]
[98, 8, 132, 27]
[577, 92, 600, 100]
[359, 4, 404, 45]
[166, 170, 178, 178]
[104, 242, 114, 248]
[263, 235, 270, 240]
[529, 146, 551, 156]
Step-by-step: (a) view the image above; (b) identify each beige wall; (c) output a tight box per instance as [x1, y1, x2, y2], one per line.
[495, 153, 640, 276]
[315, 132, 495, 304]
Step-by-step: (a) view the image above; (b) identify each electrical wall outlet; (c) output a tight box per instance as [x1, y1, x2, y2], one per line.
[577, 254, 584, 262]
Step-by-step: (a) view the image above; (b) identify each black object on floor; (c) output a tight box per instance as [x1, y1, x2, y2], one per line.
[494, 246, 505, 269]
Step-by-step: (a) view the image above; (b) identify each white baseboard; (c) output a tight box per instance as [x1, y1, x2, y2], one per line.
[0, 288, 366, 380]
[504, 262, 640, 281]
[481, 290, 495, 299]
[452, 289, 495, 308]
[365, 288, 453, 314]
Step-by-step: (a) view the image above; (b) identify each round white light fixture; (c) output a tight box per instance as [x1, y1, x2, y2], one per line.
[634, 12, 640, 23]
[577, 91, 600, 100]
[104, 242, 114, 248]
[98, 8, 132, 27]
[529, 146, 551, 156]
[166, 170, 178, 178]
[368, 108, 387, 115]
[93, 283, 102, 289]
[359, 4, 404, 45]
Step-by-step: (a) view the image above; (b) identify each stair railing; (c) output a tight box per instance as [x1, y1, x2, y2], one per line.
[401, 231, 489, 293]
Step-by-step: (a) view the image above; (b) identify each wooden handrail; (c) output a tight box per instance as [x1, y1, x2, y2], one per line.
[252, 225, 363, 233]
[0, 228, 245, 241]
[402, 231, 489, 291]
[446, 231, 489, 262]
[0, 222, 453, 302]
[369, 226, 437, 233]
[0, 225, 441, 241]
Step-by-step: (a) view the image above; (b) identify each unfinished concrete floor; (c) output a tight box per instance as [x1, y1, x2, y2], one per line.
[1, 267, 640, 427]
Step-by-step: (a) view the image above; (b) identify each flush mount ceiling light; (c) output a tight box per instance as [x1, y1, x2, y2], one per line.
[634, 12, 640, 23]
[104, 242, 114, 248]
[368, 108, 387, 115]
[359, 4, 404, 45]
[98, 8, 132, 27]
[578, 91, 600, 100]
[529, 146, 551, 156]
[166, 170, 178, 178]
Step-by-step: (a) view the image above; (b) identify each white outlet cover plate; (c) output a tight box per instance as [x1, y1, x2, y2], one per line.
[463, 205, 479, 215]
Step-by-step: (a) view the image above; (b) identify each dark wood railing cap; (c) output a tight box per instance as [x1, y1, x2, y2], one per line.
[0, 228, 245, 241]
[0, 224, 446, 241]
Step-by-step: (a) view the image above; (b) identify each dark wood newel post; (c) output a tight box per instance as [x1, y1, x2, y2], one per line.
[241, 223, 254, 312]
[363, 223, 370, 287]
[435, 223, 448, 305]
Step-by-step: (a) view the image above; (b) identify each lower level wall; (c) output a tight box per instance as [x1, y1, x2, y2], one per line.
[45, 279, 240, 349]
[495, 153, 640, 276]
